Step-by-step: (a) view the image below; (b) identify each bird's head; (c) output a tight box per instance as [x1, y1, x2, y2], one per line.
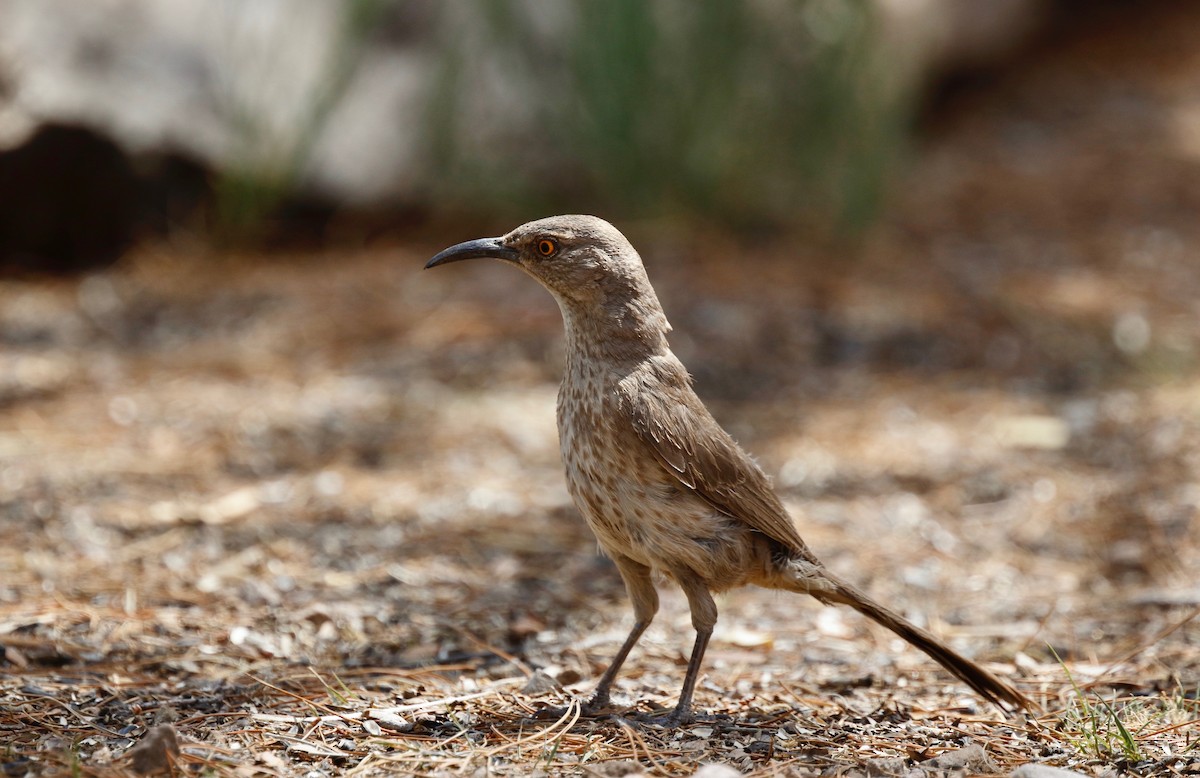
[426, 215, 661, 317]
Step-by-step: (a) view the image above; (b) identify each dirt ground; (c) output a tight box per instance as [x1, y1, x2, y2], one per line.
[3, 5, 1200, 777]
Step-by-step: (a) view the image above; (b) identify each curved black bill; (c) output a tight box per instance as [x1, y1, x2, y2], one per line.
[425, 237, 519, 269]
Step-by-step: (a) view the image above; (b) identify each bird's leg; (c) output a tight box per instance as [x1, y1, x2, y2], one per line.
[656, 627, 712, 725]
[534, 555, 658, 719]
[586, 556, 659, 711]
[584, 616, 650, 710]
[636, 570, 716, 727]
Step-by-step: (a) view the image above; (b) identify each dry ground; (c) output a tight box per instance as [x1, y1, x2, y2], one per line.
[3, 4, 1200, 776]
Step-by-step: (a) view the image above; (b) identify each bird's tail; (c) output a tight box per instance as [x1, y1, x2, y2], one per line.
[788, 561, 1030, 711]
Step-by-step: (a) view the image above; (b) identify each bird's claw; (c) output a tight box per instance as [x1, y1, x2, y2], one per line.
[528, 695, 616, 722]
[628, 708, 696, 729]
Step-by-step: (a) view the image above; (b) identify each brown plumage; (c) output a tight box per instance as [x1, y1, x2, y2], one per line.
[427, 215, 1030, 724]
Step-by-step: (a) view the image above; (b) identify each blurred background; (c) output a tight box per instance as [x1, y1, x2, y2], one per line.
[1, 0, 1060, 263]
[2, 0, 1199, 770]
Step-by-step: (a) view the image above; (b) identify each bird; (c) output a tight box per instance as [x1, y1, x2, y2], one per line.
[426, 215, 1029, 725]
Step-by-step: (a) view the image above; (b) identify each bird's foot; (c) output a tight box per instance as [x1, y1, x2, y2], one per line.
[628, 706, 696, 729]
[528, 694, 617, 722]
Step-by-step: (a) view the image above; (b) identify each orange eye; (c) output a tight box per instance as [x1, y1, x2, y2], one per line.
[536, 238, 558, 257]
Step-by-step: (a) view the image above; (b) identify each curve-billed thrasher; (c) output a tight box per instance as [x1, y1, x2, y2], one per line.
[427, 215, 1029, 724]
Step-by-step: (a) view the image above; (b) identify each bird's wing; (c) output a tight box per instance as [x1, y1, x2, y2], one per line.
[621, 367, 815, 559]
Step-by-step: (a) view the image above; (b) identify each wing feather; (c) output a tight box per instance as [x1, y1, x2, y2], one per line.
[620, 359, 815, 558]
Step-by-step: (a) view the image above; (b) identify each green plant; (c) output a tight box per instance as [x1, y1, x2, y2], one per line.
[212, 0, 392, 241]
[1053, 646, 1143, 761]
[428, 0, 912, 231]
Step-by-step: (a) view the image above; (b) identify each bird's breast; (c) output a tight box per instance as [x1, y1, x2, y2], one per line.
[555, 360, 769, 586]
[557, 362, 657, 557]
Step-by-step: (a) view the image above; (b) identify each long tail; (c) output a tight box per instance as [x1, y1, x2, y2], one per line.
[797, 565, 1030, 711]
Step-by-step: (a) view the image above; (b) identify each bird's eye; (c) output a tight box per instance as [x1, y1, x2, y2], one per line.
[536, 238, 558, 257]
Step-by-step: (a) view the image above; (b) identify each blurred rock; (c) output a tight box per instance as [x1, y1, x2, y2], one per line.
[992, 414, 1070, 450]
[923, 743, 999, 773]
[582, 762, 649, 778]
[0, 0, 1052, 263]
[0, 121, 210, 274]
[126, 725, 180, 775]
[691, 765, 743, 778]
[882, 0, 1050, 80]
[1010, 765, 1089, 778]
[520, 670, 560, 696]
[0, 0, 430, 203]
[0, 124, 136, 273]
[0, 354, 72, 406]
